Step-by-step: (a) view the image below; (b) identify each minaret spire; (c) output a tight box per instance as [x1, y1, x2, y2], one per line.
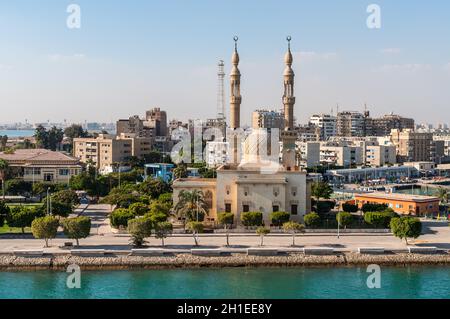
[283, 36, 295, 130]
[230, 36, 241, 130]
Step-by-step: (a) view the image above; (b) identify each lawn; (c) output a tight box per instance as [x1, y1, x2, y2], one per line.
[0, 223, 32, 234]
[6, 203, 43, 209]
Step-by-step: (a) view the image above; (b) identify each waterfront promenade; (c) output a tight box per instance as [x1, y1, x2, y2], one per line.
[0, 205, 449, 254]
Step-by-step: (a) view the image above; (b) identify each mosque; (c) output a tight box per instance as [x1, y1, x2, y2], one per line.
[172, 37, 312, 226]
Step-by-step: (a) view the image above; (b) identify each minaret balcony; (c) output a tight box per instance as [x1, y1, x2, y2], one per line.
[283, 97, 296, 104]
[230, 96, 242, 103]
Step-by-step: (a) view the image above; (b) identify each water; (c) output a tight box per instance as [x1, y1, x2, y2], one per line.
[0, 266, 449, 299]
[0, 130, 34, 137]
[396, 187, 439, 197]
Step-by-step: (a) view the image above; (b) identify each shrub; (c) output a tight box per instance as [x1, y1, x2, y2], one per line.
[390, 217, 422, 244]
[31, 216, 60, 247]
[5, 180, 32, 196]
[364, 210, 397, 228]
[127, 217, 152, 247]
[218, 212, 234, 228]
[6, 206, 42, 233]
[316, 201, 335, 214]
[128, 202, 149, 216]
[269, 211, 290, 227]
[154, 221, 173, 246]
[143, 212, 168, 224]
[336, 212, 353, 229]
[362, 203, 388, 213]
[240, 212, 263, 227]
[62, 216, 91, 246]
[342, 203, 358, 213]
[110, 208, 135, 228]
[304, 212, 321, 228]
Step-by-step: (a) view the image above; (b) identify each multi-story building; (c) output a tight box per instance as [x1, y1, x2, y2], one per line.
[365, 145, 397, 167]
[309, 114, 337, 141]
[320, 144, 364, 167]
[390, 129, 435, 163]
[0, 149, 82, 183]
[336, 111, 372, 137]
[145, 107, 168, 137]
[297, 142, 320, 168]
[73, 133, 152, 173]
[116, 115, 154, 138]
[252, 109, 285, 130]
[372, 113, 415, 136]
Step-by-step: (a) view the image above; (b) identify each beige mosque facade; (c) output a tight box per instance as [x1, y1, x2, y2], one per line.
[172, 37, 312, 226]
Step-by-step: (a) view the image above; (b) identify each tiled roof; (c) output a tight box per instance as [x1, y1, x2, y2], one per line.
[0, 149, 80, 164]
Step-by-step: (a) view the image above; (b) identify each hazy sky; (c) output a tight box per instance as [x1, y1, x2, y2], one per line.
[0, 0, 449, 126]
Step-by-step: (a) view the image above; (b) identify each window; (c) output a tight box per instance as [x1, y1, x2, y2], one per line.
[243, 205, 249, 213]
[273, 205, 279, 212]
[225, 203, 231, 213]
[59, 169, 70, 176]
[291, 205, 298, 215]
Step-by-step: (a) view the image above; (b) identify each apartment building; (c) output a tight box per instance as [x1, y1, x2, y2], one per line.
[73, 134, 152, 173]
[252, 109, 285, 130]
[309, 114, 337, 140]
[336, 111, 372, 137]
[390, 129, 436, 163]
[296, 141, 320, 168]
[320, 144, 364, 167]
[365, 145, 397, 167]
[372, 114, 415, 136]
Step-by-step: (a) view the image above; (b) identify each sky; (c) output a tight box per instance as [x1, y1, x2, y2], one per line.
[0, 0, 449, 126]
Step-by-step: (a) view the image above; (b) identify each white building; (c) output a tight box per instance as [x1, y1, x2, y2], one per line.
[309, 113, 337, 141]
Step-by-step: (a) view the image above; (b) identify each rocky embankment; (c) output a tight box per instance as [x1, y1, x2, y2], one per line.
[1, 252, 450, 271]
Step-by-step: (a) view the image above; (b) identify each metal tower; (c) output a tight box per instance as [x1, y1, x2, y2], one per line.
[216, 60, 226, 121]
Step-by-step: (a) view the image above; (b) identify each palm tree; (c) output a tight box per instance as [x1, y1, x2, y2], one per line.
[437, 187, 449, 205]
[173, 190, 209, 228]
[0, 159, 9, 200]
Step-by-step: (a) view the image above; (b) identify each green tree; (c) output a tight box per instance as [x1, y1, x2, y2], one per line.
[51, 189, 80, 206]
[64, 124, 89, 153]
[437, 187, 449, 205]
[139, 178, 172, 199]
[282, 221, 305, 246]
[43, 200, 72, 217]
[128, 202, 149, 216]
[336, 212, 353, 229]
[217, 212, 234, 246]
[31, 216, 60, 247]
[173, 163, 188, 179]
[0, 201, 10, 227]
[127, 217, 152, 247]
[362, 203, 388, 213]
[0, 135, 7, 151]
[34, 125, 49, 149]
[311, 181, 333, 201]
[5, 179, 32, 196]
[174, 190, 208, 224]
[364, 210, 396, 228]
[303, 212, 321, 228]
[6, 206, 41, 233]
[240, 212, 263, 228]
[0, 159, 9, 200]
[110, 208, 135, 229]
[186, 221, 204, 246]
[256, 226, 270, 246]
[154, 221, 173, 246]
[390, 217, 422, 244]
[342, 203, 358, 213]
[269, 211, 290, 227]
[62, 216, 91, 246]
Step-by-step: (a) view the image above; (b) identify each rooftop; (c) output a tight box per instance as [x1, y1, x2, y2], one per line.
[0, 149, 80, 164]
[355, 192, 439, 202]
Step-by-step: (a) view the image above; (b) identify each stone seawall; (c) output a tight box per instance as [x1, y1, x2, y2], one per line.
[1, 252, 450, 271]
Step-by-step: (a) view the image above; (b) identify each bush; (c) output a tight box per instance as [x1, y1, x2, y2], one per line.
[304, 212, 321, 228]
[62, 216, 91, 246]
[110, 208, 135, 228]
[127, 218, 152, 247]
[6, 206, 42, 233]
[362, 203, 388, 213]
[269, 211, 290, 227]
[143, 212, 168, 224]
[336, 212, 353, 229]
[316, 201, 335, 214]
[364, 210, 397, 228]
[0, 201, 10, 227]
[5, 180, 32, 196]
[217, 212, 234, 228]
[342, 203, 358, 213]
[390, 217, 422, 244]
[128, 202, 149, 216]
[31, 216, 60, 247]
[256, 226, 271, 246]
[240, 212, 263, 227]
[42, 200, 72, 217]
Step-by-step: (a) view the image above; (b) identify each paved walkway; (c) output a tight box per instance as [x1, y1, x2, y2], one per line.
[0, 205, 448, 253]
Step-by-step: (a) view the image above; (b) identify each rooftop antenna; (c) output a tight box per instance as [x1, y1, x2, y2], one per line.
[217, 60, 226, 121]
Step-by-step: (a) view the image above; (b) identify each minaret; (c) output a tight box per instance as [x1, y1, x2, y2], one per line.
[230, 36, 241, 129]
[281, 36, 297, 170]
[229, 36, 242, 165]
[283, 36, 295, 130]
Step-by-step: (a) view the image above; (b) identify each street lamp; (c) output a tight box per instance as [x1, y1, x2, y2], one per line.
[46, 187, 51, 215]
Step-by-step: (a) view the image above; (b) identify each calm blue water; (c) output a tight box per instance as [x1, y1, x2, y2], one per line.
[0, 130, 34, 137]
[0, 266, 449, 299]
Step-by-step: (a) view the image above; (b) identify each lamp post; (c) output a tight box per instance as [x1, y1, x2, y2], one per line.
[337, 215, 340, 239]
[46, 187, 51, 215]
